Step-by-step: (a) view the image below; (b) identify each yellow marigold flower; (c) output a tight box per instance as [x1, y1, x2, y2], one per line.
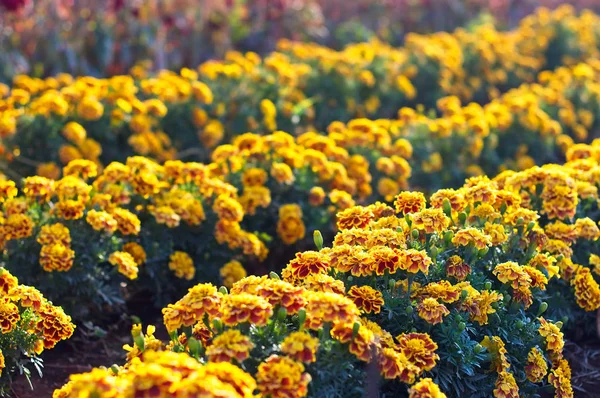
[571, 267, 600, 311]
[298, 273, 345, 295]
[370, 246, 402, 275]
[23, 176, 54, 201]
[575, 217, 600, 240]
[394, 191, 426, 214]
[213, 194, 244, 223]
[409, 378, 447, 398]
[493, 261, 530, 290]
[191, 81, 213, 104]
[86, 209, 118, 233]
[528, 252, 559, 279]
[308, 186, 326, 206]
[0, 349, 4, 377]
[103, 162, 131, 183]
[281, 331, 319, 363]
[220, 260, 247, 289]
[0, 180, 18, 203]
[54, 368, 122, 398]
[206, 329, 254, 363]
[452, 227, 492, 250]
[481, 335, 510, 372]
[150, 205, 181, 228]
[108, 251, 138, 280]
[61, 122, 87, 145]
[199, 119, 225, 148]
[304, 291, 360, 330]
[483, 222, 508, 246]
[123, 242, 146, 265]
[445, 255, 471, 281]
[36, 162, 61, 180]
[347, 285, 384, 314]
[398, 249, 432, 275]
[336, 206, 374, 230]
[415, 281, 461, 304]
[55, 200, 86, 220]
[417, 298, 449, 325]
[277, 204, 306, 245]
[256, 355, 311, 398]
[242, 168, 268, 187]
[169, 251, 195, 281]
[270, 162, 295, 185]
[538, 317, 564, 359]
[411, 208, 450, 234]
[256, 279, 306, 314]
[220, 293, 273, 327]
[494, 371, 519, 398]
[548, 359, 573, 398]
[377, 178, 400, 202]
[77, 96, 104, 120]
[63, 159, 98, 180]
[4, 213, 34, 240]
[329, 189, 355, 211]
[525, 347, 548, 383]
[0, 269, 18, 295]
[35, 303, 75, 349]
[396, 333, 439, 371]
[430, 188, 466, 213]
[111, 208, 141, 235]
[0, 299, 20, 333]
[239, 186, 271, 215]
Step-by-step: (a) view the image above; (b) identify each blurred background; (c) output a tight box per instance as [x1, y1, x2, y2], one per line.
[2, 0, 600, 82]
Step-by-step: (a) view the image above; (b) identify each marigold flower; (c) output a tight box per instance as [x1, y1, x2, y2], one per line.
[122, 242, 146, 265]
[336, 206, 374, 230]
[394, 192, 426, 214]
[370, 246, 402, 275]
[452, 227, 491, 250]
[219, 293, 273, 327]
[417, 298, 449, 325]
[0, 180, 18, 203]
[220, 260, 247, 289]
[0, 270, 18, 296]
[281, 332, 319, 363]
[409, 378, 447, 398]
[108, 251, 138, 280]
[304, 291, 360, 330]
[111, 208, 141, 235]
[213, 194, 245, 223]
[377, 347, 420, 382]
[40, 243, 75, 272]
[23, 176, 55, 201]
[308, 186, 326, 207]
[494, 371, 519, 398]
[86, 209, 118, 233]
[571, 267, 600, 311]
[256, 355, 311, 398]
[206, 329, 253, 363]
[347, 285, 384, 314]
[169, 251, 195, 281]
[37, 223, 71, 247]
[493, 262, 530, 289]
[277, 204, 306, 245]
[55, 200, 86, 220]
[548, 359, 574, 398]
[270, 163, 295, 185]
[4, 213, 34, 240]
[287, 251, 330, 281]
[298, 273, 345, 295]
[396, 333, 439, 371]
[538, 317, 564, 359]
[256, 279, 306, 314]
[525, 347, 548, 383]
[445, 255, 471, 281]
[411, 208, 450, 234]
[398, 249, 432, 275]
[63, 159, 98, 179]
[0, 298, 20, 333]
[35, 303, 75, 349]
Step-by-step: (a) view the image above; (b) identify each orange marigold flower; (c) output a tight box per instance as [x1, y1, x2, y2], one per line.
[347, 285, 384, 314]
[299, 273, 346, 295]
[220, 293, 273, 327]
[111, 208, 141, 235]
[213, 194, 245, 223]
[23, 176, 54, 202]
[377, 347, 421, 383]
[571, 267, 600, 311]
[0, 269, 18, 295]
[206, 329, 253, 363]
[398, 249, 432, 275]
[37, 223, 71, 247]
[169, 251, 195, 280]
[538, 317, 564, 359]
[40, 243, 75, 272]
[256, 355, 311, 398]
[409, 378, 447, 398]
[493, 262, 530, 289]
[330, 321, 376, 362]
[430, 188, 466, 213]
[308, 186, 326, 206]
[525, 347, 548, 383]
[394, 192, 426, 214]
[336, 206, 374, 230]
[86, 209, 118, 233]
[0, 180, 18, 203]
[417, 298, 449, 325]
[108, 251, 139, 280]
[35, 303, 75, 349]
[411, 208, 450, 234]
[63, 159, 98, 179]
[370, 246, 402, 275]
[548, 359, 573, 398]
[445, 255, 471, 281]
[396, 333, 439, 371]
[277, 204, 306, 245]
[281, 331, 319, 363]
[220, 260, 247, 289]
[494, 371, 519, 398]
[270, 163, 295, 185]
[55, 200, 86, 220]
[287, 251, 330, 280]
[123, 242, 146, 265]
[4, 213, 34, 240]
[0, 299, 20, 333]
[304, 292, 360, 330]
[256, 279, 306, 314]
[452, 227, 491, 250]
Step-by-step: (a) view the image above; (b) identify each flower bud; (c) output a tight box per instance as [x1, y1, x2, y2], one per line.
[134, 333, 145, 352]
[460, 290, 468, 300]
[478, 247, 489, 257]
[412, 229, 420, 240]
[110, 365, 119, 375]
[297, 309, 307, 327]
[474, 344, 483, 354]
[388, 278, 396, 290]
[212, 318, 223, 333]
[430, 246, 439, 260]
[442, 198, 452, 217]
[352, 322, 361, 339]
[444, 231, 454, 245]
[277, 307, 288, 323]
[406, 305, 414, 315]
[527, 221, 536, 231]
[458, 212, 467, 224]
[218, 286, 228, 295]
[187, 337, 201, 357]
[538, 302, 548, 315]
[516, 320, 524, 329]
[313, 230, 324, 250]
[516, 217, 524, 226]
[269, 272, 281, 280]
[458, 322, 466, 331]
[484, 281, 492, 290]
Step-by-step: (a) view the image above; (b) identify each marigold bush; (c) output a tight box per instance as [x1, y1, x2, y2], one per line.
[0, 268, 74, 393]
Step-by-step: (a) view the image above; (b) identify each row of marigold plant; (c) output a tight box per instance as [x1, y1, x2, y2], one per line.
[51, 140, 600, 397]
[1, 59, 600, 323]
[1, 6, 600, 179]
